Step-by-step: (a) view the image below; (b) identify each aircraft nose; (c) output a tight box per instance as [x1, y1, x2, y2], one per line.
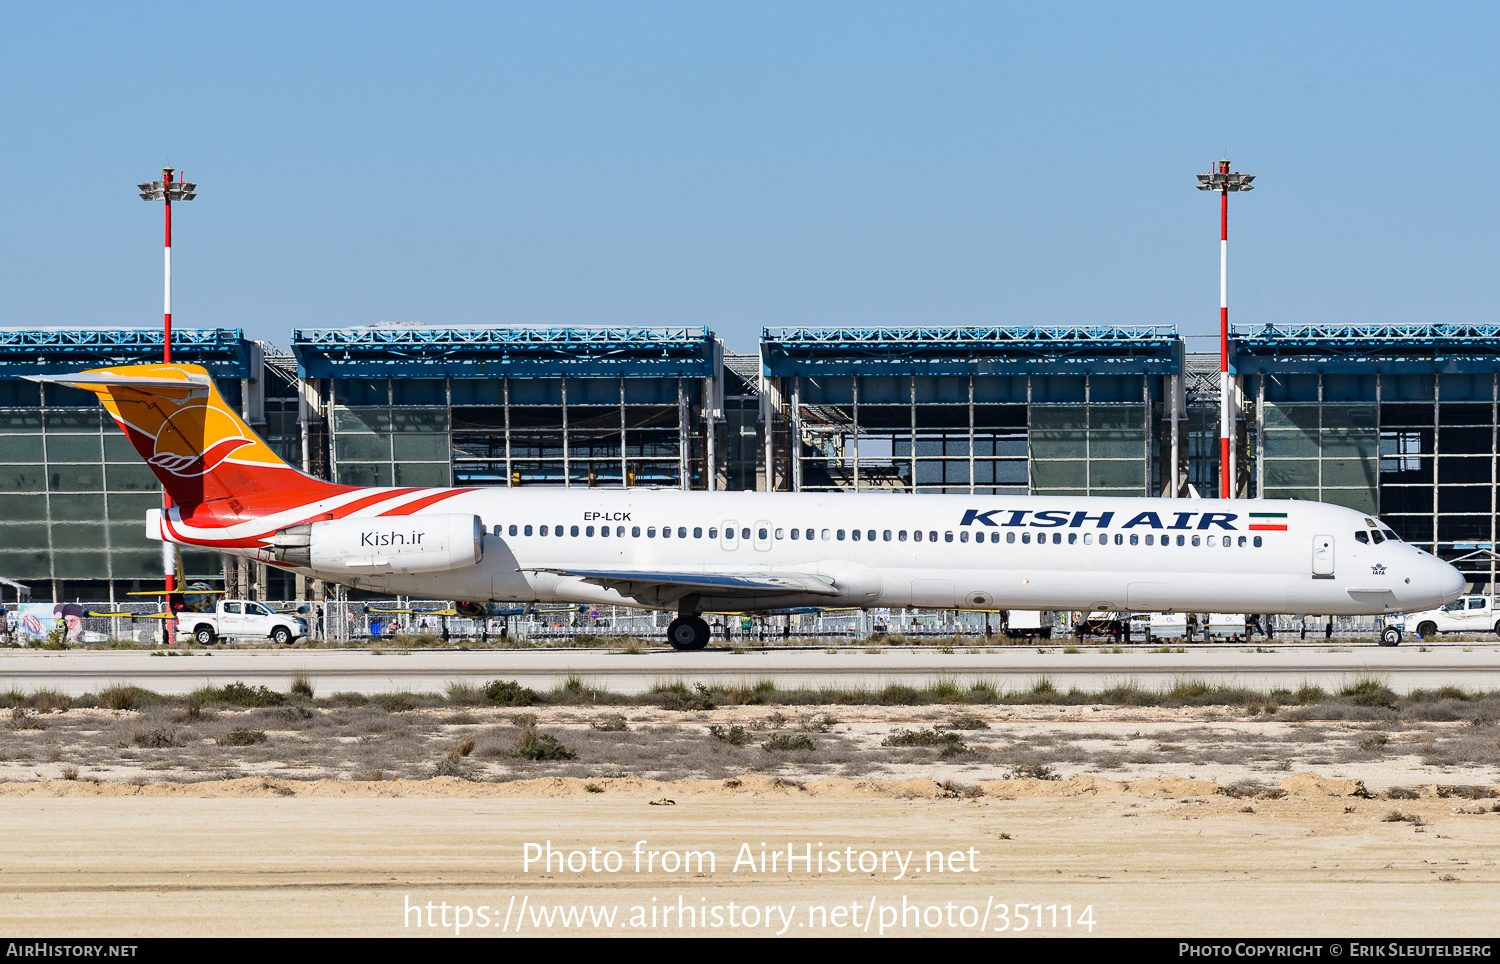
[1438, 559, 1466, 603]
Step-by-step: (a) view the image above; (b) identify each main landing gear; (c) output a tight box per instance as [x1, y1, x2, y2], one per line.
[667, 615, 711, 651]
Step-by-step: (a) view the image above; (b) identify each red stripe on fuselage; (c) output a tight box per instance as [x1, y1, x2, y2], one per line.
[375, 489, 474, 516]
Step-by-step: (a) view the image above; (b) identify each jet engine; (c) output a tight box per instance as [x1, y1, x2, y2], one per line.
[265, 514, 484, 575]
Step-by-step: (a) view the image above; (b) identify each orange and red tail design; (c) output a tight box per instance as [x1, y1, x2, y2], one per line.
[36, 363, 346, 508]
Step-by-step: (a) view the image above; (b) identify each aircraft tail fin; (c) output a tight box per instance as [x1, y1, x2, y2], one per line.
[27, 363, 342, 508]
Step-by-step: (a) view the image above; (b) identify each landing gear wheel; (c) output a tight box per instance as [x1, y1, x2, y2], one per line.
[194, 626, 216, 646]
[1380, 627, 1402, 647]
[667, 616, 710, 651]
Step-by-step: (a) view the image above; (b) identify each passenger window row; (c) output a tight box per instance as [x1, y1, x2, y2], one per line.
[497, 523, 1263, 548]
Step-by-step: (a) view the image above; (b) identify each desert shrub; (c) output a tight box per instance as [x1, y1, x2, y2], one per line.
[371, 693, 417, 713]
[132, 725, 181, 748]
[510, 724, 575, 761]
[1223, 779, 1283, 799]
[434, 736, 478, 778]
[177, 696, 202, 722]
[1293, 685, 1330, 704]
[648, 682, 715, 711]
[483, 680, 537, 707]
[550, 676, 600, 703]
[220, 728, 267, 746]
[883, 728, 968, 757]
[1097, 683, 1155, 707]
[1005, 764, 1061, 781]
[761, 733, 816, 752]
[877, 684, 922, 706]
[708, 724, 750, 745]
[100, 686, 163, 711]
[1340, 677, 1399, 710]
[196, 682, 286, 708]
[590, 714, 628, 732]
[1401, 699, 1480, 723]
[445, 681, 485, 706]
[27, 689, 70, 713]
[290, 675, 315, 699]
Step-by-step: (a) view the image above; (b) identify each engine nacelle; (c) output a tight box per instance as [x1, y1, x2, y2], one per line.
[266, 514, 484, 575]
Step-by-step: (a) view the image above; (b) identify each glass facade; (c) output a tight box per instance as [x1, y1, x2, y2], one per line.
[786, 373, 1149, 497]
[4, 326, 1499, 600]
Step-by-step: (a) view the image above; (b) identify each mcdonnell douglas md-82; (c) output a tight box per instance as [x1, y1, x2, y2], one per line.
[29, 363, 1466, 650]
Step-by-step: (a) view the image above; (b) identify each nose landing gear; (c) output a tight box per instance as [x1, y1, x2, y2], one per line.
[1380, 626, 1402, 647]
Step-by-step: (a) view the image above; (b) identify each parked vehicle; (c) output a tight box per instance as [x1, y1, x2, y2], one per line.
[1003, 610, 1052, 639]
[1400, 595, 1500, 640]
[1147, 612, 1189, 640]
[1201, 613, 1248, 641]
[1072, 611, 1151, 640]
[176, 600, 307, 646]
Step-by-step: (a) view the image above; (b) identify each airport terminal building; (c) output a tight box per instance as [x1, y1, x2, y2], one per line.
[1, 322, 1497, 604]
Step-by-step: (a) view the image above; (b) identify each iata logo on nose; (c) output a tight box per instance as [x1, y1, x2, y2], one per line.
[147, 399, 254, 477]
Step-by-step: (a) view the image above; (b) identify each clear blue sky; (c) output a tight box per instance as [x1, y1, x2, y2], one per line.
[1, 2, 1495, 353]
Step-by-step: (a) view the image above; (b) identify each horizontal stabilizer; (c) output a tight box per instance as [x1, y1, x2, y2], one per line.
[26, 371, 211, 393]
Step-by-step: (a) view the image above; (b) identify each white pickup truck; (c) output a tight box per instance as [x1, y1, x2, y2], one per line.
[177, 600, 307, 646]
[1003, 610, 1052, 639]
[1398, 596, 1499, 639]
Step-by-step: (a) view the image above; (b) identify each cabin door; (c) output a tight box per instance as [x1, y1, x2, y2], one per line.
[1312, 535, 1335, 577]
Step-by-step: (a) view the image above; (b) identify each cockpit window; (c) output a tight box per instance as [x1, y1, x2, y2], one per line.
[1355, 531, 1368, 544]
[1370, 530, 1386, 544]
[1381, 529, 1399, 542]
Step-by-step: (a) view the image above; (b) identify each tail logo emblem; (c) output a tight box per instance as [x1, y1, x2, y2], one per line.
[147, 398, 255, 478]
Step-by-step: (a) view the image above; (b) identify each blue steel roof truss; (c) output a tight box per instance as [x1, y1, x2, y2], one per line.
[291, 327, 717, 379]
[0, 328, 250, 377]
[760, 326, 1181, 377]
[1232, 323, 1500, 375]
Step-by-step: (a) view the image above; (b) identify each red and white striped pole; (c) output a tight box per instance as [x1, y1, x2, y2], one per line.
[1197, 159, 1254, 500]
[137, 167, 196, 612]
[163, 167, 173, 364]
[1219, 164, 1230, 499]
[160, 168, 175, 597]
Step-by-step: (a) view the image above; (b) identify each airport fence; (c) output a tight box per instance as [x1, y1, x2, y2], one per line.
[0, 598, 1391, 647]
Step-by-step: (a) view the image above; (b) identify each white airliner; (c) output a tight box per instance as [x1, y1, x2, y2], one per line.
[31, 364, 1466, 650]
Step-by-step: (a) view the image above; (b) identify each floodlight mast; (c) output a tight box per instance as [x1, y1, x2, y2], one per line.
[1196, 159, 1254, 499]
[136, 168, 196, 363]
[136, 167, 197, 607]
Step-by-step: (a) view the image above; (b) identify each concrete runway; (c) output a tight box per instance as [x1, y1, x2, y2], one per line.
[4, 643, 1500, 695]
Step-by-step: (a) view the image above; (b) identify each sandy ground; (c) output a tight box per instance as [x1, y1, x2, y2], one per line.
[4, 703, 1500, 936]
[1, 788, 1498, 937]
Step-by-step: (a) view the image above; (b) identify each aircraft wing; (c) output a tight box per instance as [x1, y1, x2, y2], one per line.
[522, 567, 840, 597]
